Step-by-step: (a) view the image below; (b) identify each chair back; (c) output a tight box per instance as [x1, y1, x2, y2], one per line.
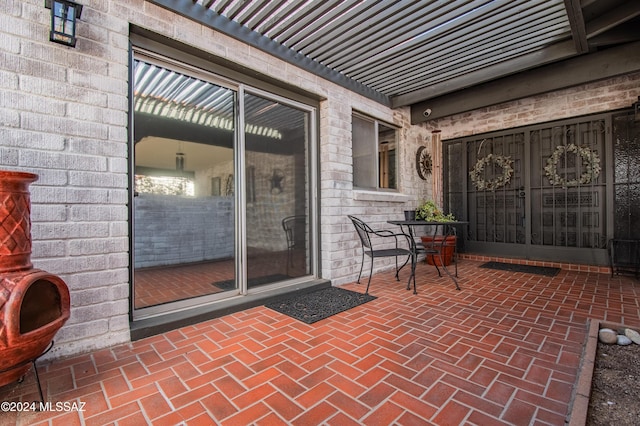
[348, 215, 373, 250]
[282, 215, 306, 249]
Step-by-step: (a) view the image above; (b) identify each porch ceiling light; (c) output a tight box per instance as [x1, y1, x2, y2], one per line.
[45, 0, 83, 47]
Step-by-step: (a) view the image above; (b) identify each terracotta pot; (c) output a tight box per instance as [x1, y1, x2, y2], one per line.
[421, 235, 456, 266]
[0, 171, 38, 273]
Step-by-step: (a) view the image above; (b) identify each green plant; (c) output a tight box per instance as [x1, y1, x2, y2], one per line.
[415, 200, 455, 222]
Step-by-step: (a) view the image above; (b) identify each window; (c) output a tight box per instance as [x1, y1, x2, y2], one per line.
[352, 114, 397, 189]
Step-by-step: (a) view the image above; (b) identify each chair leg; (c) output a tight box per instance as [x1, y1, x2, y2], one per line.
[433, 261, 442, 277]
[366, 256, 374, 293]
[394, 255, 400, 281]
[357, 252, 364, 284]
[453, 248, 458, 278]
[397, 255, 411, 274]
[412, 253, 417, 294]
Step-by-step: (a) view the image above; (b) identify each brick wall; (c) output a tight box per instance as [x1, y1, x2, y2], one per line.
[134, 195, 234, 268]
[1, 0, 132, 357]
[427, 72, 640, 138]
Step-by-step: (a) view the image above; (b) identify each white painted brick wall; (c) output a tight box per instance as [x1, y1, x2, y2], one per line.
[0, 0, 132, 359]
[1, 0, 637, 358]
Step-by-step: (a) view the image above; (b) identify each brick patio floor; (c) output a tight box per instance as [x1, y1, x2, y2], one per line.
[1, 260, 639, 425]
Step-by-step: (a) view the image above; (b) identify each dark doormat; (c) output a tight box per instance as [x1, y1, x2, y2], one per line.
[213, 274, 291, 291]
[480, 261, 560, 277]
[265, 287, 377, 324]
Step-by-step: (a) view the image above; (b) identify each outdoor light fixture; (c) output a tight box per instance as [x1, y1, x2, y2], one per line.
[45, 0, 83, 47]
[633, 96, 640, 122]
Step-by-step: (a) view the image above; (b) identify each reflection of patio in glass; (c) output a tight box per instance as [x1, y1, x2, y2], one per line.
[134, 248, 307, 309]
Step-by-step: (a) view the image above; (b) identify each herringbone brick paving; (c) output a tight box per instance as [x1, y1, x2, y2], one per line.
[1, 260, 639, 425]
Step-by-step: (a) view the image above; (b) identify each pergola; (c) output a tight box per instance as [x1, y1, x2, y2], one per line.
[150, 0, 640, 122]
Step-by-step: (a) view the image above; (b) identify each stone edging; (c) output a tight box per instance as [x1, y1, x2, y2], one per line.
[567, 320, 630, 426]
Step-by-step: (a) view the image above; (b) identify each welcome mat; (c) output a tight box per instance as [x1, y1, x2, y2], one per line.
[213, 274, 291, 291]
[265, 287, 377, 324]
[480, 261, 560, 277]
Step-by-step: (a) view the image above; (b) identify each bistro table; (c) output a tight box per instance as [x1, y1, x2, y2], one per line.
[387, 219, 468, 293]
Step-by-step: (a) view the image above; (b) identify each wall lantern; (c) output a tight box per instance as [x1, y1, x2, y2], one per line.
[45, 0, 83, 47]
[633, 96, 640, 122]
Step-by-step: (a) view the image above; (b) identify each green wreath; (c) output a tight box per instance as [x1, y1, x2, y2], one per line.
[469, 154, 514, 191]
[544, 144, 601, 187]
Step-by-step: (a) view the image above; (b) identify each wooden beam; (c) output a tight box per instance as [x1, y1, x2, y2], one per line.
[409, 40, 640, 124]
[588, 21, 640, 47]
[563, 0, 589, 53]
[392, 40, 577, 108]
[586, 0, 640, 38]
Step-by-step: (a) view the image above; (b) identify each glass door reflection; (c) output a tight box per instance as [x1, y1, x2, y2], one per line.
[244, 92, 311, 289]
[133, 58, 237, 312]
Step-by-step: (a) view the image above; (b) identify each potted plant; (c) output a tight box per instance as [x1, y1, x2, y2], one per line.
[415, 200, 455, 222]
[416, 200, 457, 266]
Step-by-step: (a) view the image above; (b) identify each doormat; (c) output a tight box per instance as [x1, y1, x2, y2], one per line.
[265, 287, 377, 324]
[213, 274, 291, 291]
[480, 261, 560, 277]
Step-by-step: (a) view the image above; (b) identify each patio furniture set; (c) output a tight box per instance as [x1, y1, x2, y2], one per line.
[349, 215, 466, 295]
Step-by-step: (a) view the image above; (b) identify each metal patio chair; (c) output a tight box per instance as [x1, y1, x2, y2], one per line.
[282, 215, 306, 275]
[348, 215, 413, 294]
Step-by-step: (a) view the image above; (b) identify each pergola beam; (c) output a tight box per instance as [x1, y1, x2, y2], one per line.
[394, 40, 577, 108]
[409, 41, 640, 124]
[585, 0, 640, 39]
[563, 0, 589, 53]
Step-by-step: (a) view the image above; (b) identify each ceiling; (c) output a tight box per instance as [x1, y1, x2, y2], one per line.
[149, 0, 640, 123]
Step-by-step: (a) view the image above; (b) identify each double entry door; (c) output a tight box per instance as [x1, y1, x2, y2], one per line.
[445, 113, 618, 265]
[131, 53, 316, 318]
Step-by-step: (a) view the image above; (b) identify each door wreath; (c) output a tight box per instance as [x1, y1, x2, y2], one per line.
[544, 144, 601, 187]
[469, 154, 514, 191]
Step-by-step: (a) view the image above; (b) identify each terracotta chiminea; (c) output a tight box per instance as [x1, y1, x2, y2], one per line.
[0, 171, 70, 387]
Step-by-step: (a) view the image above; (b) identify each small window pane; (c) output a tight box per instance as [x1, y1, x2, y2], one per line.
[353, 115, 397, 190]
[378, 123, 396, 189]
[353, 115, 377, 188]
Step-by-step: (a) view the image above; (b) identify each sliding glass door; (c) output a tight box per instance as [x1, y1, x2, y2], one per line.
[243, 91, 312, 289]
[131, 53, 315, 318]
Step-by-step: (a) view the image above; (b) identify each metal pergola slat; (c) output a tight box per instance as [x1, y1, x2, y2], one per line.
[333, 0, 475, 73]
[344, 0, 566, 80]
[356, 0, 544, 86]
[271, 1, 348, 46]
[314, 1, 432, 66]
[294, 1, 403, 55]
[369, 9, 570, 92]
